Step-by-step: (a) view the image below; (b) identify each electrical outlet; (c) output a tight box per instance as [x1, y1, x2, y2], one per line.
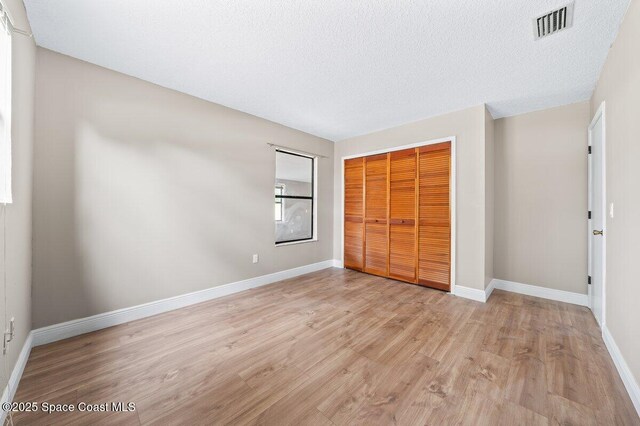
[252, 254, 259, 264]
[3, 318, 14, 355]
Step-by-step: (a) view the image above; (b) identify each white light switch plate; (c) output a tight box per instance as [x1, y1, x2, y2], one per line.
[252, 254, 259, 264]
[609, 203, 614, 218]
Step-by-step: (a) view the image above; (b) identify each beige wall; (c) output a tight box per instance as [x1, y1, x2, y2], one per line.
[591, 0, 640, 387]
[333, 105, 488, 290]
[0, 0, 35, 396]
[494, 102, 590, 294]
[484, 107, 494, 289]
[32, 48, 334, 328]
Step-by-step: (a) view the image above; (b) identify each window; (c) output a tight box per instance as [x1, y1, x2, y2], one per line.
[275, 150, 315, 244]
[274, 184, 285, 221]
[0, 11, 12, 203]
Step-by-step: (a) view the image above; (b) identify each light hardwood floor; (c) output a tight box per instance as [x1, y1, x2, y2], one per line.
[10, 268, 640, 425]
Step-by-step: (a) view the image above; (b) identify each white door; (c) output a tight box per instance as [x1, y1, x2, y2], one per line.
[589, 103, 606, 327]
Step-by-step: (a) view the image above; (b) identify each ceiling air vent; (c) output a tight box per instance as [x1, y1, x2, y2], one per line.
[534, 3, 574, 40]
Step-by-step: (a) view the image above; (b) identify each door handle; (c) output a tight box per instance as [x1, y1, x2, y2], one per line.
[593, 230, 604, 236]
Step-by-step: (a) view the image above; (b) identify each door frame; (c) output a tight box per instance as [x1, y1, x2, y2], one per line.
[340, 136, 457, 294]
[588, 101, 606, 327]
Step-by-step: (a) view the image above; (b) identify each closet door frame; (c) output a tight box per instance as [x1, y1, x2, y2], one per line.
[340, 136, 456, 294]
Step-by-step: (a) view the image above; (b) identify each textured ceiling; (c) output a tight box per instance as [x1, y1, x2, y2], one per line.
[24, 0, 629, 141]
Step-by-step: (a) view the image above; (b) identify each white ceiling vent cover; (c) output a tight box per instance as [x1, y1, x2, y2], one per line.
[534, 3, 574, 40]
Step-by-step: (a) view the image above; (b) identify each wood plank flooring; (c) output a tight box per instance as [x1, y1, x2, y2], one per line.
[10, 268, 640, 425]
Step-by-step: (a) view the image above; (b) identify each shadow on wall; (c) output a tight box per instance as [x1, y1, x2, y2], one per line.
[33, 48, 334, 328]
[33, 79, 313, 327]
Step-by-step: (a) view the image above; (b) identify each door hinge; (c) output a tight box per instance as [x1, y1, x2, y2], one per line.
[588, 211, 592, 219]
[588, 275, 592, 285]
[588, 146, 592, 154]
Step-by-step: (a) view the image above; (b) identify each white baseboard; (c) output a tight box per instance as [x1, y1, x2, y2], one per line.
[602, 326, 640, 416]
[489, 279, 589, 306]
[485, 279, 497, 300]
[0, 332, 33, 425]
[332, 259, 343, 268]
[454, 285, 488, 303]
[32, 259, 336, 347]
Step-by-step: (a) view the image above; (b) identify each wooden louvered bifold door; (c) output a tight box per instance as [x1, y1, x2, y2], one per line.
[344, 157, 364, 270]
[343, 141, 451, 292]
[418, 142, 451, 291]
[388, 148, 417, 282]
[364, 153, 389, 277]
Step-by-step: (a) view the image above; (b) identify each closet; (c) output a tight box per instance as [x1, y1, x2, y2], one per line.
[343, 141, 452, 291]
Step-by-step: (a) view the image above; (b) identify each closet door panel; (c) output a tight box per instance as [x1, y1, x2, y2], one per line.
[418, 224, 450, 285]
[344, 158, 364, 270]
[364, 154, 388, 220]
[418, 142, 451, 291]
[389, 149, 416, 282]
[389, 224, 415, 280]
[345, 158, 364, 219]
[364, 153, 388, 276]
[344, 220, 363, 270]
[365, 223, 388, 276]
[389, 149, 416, 219]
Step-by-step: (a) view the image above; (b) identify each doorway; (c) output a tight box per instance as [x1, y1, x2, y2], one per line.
[588, 102, 606, 327]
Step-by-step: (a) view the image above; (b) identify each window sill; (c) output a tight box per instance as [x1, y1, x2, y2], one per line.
[275, 238, 318, 247]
